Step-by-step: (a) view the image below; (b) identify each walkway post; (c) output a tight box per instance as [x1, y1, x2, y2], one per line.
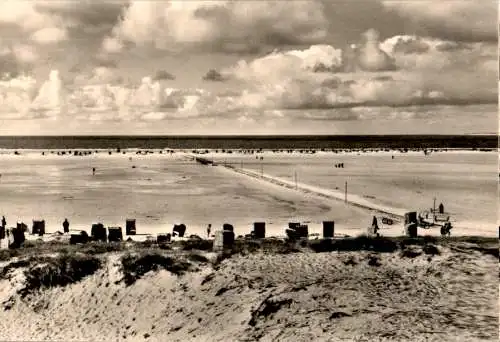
[433, 197, 436, 222]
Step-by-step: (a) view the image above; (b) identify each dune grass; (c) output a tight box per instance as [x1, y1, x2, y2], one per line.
[120, 251, 193, 286]
[0, 251, 102, 298]
[22, 253, 101, 296]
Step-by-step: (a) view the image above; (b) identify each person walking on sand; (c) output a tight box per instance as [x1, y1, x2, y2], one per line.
[63, 218, 69, 233]
[207, 224, 211, 238]
[92, 167, 96, 176]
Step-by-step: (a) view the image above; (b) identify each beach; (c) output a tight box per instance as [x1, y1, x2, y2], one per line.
[0, 237, 497, 341]
[0, 149, 496, 238]
[0, 148, 498, 342]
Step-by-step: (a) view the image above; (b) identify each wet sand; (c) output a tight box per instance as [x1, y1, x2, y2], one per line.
[0, 149, 496, 238]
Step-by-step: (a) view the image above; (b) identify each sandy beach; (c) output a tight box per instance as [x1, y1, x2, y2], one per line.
[0, 149, 496, 238]
[0, 148, 497, 342]
[0, 237, 497, 341]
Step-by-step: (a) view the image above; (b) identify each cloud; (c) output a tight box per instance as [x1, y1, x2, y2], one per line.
[0, 74, 38, 119]
[30, 70, 64, 116]
[11, 44, 39, 64]
[99, 0, 494, 58]
[153, 70, 176, 81]
[220, 30, 496, 112]
[355, 29, 396, 72]
[0, 2, 54, 32]
[101, 36, 124, 54]
[104, 0, 329, 54]
[0, 30, 496, 124]
[31, 27, 68, 44]
[202, 69, 226, 82]
[0, 0, 495, 126]
[0, 42, 39, 78]
[382, 0, 497, 43]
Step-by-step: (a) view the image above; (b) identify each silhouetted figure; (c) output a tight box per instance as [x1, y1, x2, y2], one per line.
[63, 218, 69, 233]
[1, 216, 6, 229]
[371, 216, 379, 236]
[438, 203, 444, 214]
[441, 222, 452, 236]
[92, 167, 96, 176]
[207, 224, 211, 238]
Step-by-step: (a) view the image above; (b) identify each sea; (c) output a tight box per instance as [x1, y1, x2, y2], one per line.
[0, 135, 497, 150]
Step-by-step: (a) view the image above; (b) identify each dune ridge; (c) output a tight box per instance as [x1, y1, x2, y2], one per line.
[0, 237, 497, 341]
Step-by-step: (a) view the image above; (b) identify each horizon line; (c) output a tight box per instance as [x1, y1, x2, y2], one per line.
[0, 134, 498, 137]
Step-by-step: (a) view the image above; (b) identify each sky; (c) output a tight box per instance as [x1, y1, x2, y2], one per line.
[0, 0, 497, 135]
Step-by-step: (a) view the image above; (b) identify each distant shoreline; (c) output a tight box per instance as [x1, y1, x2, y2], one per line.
[0, 135, 497, 150]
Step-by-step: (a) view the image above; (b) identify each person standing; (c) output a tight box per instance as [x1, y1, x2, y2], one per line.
[63, 218, 69, 233]
[0, 216, 5, 240]
[207, 224, 211, 238]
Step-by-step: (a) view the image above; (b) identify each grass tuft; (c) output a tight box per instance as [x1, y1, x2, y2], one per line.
[21, 253, 101, 296]
[120, 252, 192, 286]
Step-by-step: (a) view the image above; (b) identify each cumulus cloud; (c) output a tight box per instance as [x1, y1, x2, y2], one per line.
[104, 0, 329, 54]
[0, 42, 39, 78]
[30, 70, 64, 118]
[97, 0, 495, 57]
[355, 29, 396, 72]
[0, 1, 495, 125]
[31, 27, 68, 44]
[218, 30, 496, 113]
[11, 44, 38, 64]
[23, 71, 207, 121]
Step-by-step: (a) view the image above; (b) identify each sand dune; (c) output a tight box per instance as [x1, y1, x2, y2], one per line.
[0, 238, 497, 341]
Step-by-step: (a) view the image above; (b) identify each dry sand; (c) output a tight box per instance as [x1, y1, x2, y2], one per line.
[0, 240, 497, 342]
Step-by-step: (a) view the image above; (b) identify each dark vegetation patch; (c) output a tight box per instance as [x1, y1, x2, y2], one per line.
[3, 253, 102, 297]
[0, 259, 31, 279]
[120, 252, 192, 286]
[308, 236, 398, 253]
[400, 247, 422, 259]
[467, 245, 499, 259]
[180, 239, 213, 251]
[0, 249, 19, 262]
[422, 244, 441, 256]
[231, 239, 301, 256]
[367, 254, 382, 267]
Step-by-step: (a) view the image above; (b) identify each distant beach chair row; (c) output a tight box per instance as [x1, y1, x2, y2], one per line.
[3, 213, 443, 250]
[0, 219, 342, 249]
